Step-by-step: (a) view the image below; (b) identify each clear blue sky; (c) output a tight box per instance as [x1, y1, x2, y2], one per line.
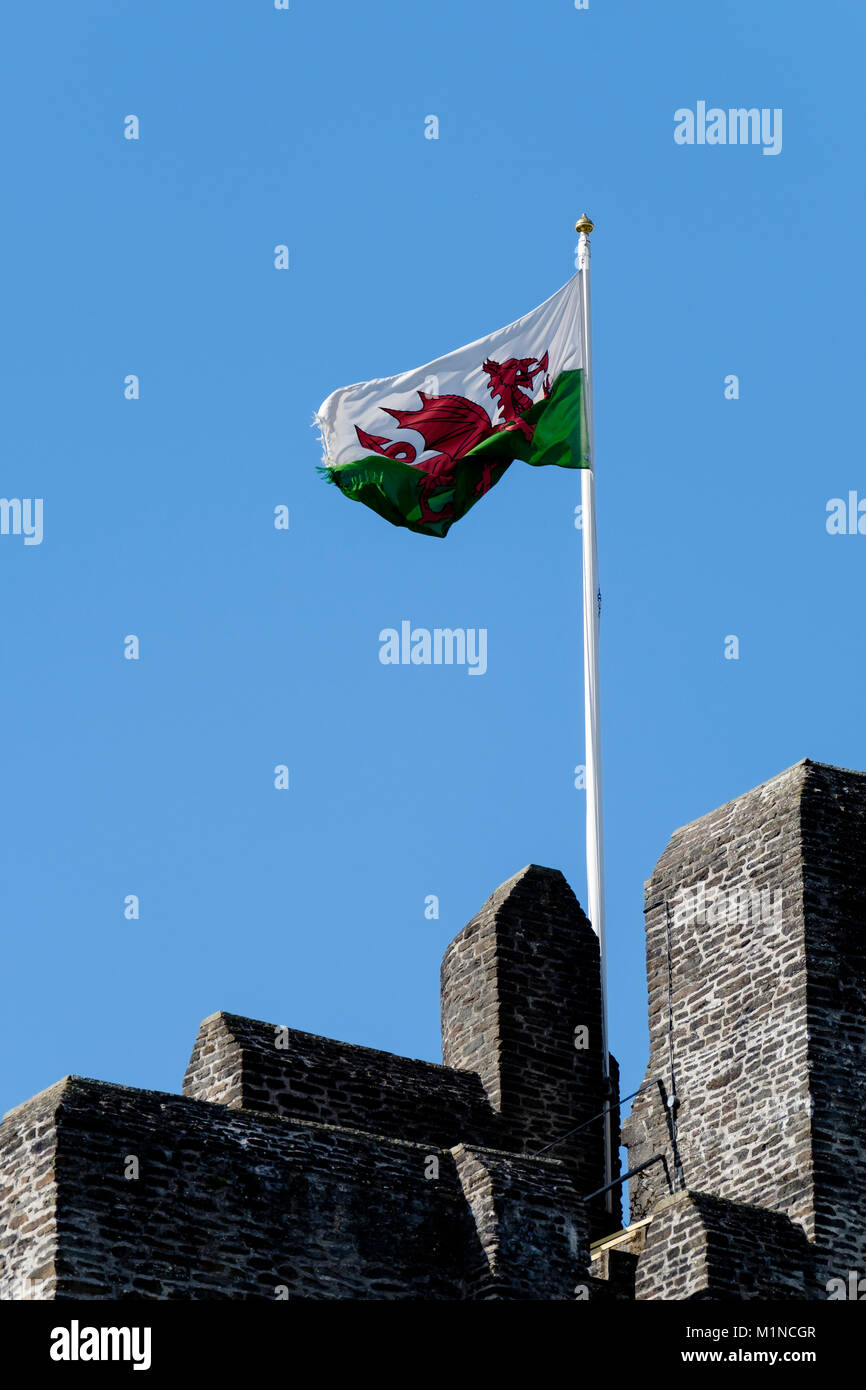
[2, 1, 864, 1191]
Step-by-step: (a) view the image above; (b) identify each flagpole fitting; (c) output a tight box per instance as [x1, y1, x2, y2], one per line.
[575, 214, 593, 271]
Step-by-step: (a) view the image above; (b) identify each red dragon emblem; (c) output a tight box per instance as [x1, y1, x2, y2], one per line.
[356, 353, 551, 525]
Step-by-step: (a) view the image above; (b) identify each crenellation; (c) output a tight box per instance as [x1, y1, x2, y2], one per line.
[2, 759, 865, 1299]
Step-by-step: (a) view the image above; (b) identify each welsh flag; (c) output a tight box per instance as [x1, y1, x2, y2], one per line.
[316, 274, 589, 538]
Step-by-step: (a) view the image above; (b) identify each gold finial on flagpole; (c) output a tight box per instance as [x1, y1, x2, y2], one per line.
[575, 213, 594, 235]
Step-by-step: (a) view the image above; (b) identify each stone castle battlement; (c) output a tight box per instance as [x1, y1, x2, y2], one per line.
[1, 760, 864, 1299]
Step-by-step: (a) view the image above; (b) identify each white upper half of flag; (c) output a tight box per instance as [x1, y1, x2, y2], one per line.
[316, 273, 585, 468]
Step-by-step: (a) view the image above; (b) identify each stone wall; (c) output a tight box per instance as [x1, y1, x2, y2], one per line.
[0, 1083, 60, 1300]
[623, 762, 816, 1232]
[441, 864, 620, 1235]
[622, 758, 866, 1298]
[799, 762, 866, 1273]
[5, 764, 864, 1302]
[452, 1143, 588, 1299]
[0, 1075, 588, 1300]
[183, 1013, 500, 1149]
[634, 1192, 817, 1301]
[1, 864, 605, 1301]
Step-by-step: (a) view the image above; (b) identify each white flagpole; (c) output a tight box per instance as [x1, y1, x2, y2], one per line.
[575, 213, 613, 1211]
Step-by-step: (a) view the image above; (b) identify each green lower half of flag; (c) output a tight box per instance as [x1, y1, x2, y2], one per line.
[322, 369, 589, 539]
